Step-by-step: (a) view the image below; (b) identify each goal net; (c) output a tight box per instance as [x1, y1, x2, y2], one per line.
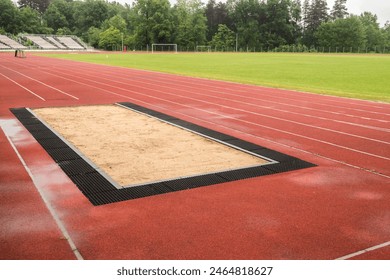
[151, 44, 177, 53]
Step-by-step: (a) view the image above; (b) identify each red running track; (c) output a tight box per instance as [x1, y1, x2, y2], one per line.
[0, 52, 389, 260]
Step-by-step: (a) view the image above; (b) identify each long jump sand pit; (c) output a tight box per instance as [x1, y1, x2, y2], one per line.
[32, 104, 269, 187]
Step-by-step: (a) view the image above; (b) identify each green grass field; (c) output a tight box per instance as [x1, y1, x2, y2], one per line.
[38, 52, 390, 102]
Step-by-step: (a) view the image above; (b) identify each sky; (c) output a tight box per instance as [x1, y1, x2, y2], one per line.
[115, 0, 389, 27]
[327, 0, 389, 26]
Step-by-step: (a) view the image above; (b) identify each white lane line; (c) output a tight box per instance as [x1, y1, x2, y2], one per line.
[146, 75, 390, 120]
[335, 241, 390, 260]
[47, 66, 390, 149]
[12, 54, 390, 116]
[21, 65, 390, 176]
[76, 62, 390, 116]
[0, 65, 79, 100]
[38, 68, 390, 162]
[12, 60, 389, 162]
[14, 58, 390, 124]
[21, 57, 390, 175]
[51, 61, 390, 124]
[144, 71, 390, 114]
[168, 109, 390, 179]
[70, 68, 390, 145]
[0, 73, 46, 101]
[2, 127, 83, 260]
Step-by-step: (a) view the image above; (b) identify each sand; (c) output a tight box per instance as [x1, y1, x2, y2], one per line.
[33, 105, 268, 186]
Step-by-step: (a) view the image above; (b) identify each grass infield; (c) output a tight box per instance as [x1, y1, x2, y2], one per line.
[38, 52, 390, 102]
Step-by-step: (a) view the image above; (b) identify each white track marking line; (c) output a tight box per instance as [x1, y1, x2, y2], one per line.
[20, 64, 390, 176]
[62, 63, 390, 132]
[169, 109, 390, 179]
[0, 65, 79, 100]
[10, 58, 389, 162]
[128, 98, 390, 178]
[35, 68, 390, 162]
[2, 127, 83, 260]
[14, 57, 390, 122]
[64, 68, 390, 145]
[138, 70, 390, 113]
[42, 65, 390, 151]
[141, 74, 390, 120]
[48, 60, 390, 123]
[0, 73, 46, 101]
[67, 60, 390, 115]
[11, 54, 390, 115]
[335, 241, 390, 260]
[132, 73, 390, 117]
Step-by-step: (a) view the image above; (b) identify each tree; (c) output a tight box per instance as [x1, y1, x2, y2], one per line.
[44, 2, 69, 32]
[263, 0, 301, 49]
[0, 0, 386, 53]
[107, 2, 133, 33]
[331, 0, 348, 20]
[0, 0, 19, 34]
[133, 0, 173, 47]
[205, 0, 232, 41]
[316, 15, 365, 51]
[98, 26, 122, 50]
[382, 22, 390, 52]
[210, 24, 235, 50]
[18, 6, 49, 34]
[173, 0, 207, 50]
[291, 0, 303, 42]
[73, 0, 109, 35]
[56, 27, 72, 35]
[359, 12, 384, 52]
[101, 15, 127, 34]
[303, 0, 329, 46]
[302, 0, 310, 30]
[43, 0, 75, 33]
[359, 11, 380, 28]
[87, 27, 101, 48]
[18, 0, 50, 15]
[107, 1, 126, 18]
[229, 0, 265, 51]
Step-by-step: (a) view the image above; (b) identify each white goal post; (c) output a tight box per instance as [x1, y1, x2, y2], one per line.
[151, 43, 177, 53]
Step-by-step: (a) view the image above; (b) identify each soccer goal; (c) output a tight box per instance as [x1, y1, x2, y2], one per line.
[151, 44, 178, 53]
[196, 45, 212, 52]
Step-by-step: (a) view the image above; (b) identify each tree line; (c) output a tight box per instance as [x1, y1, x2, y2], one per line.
[1, 0, 389, 52]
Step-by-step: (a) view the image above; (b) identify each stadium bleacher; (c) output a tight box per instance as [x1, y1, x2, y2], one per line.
[25, 35, 57, 49]
[0, 35, 28, 49]
[0, 34, 89, 51]
[46, 36, 67, 49]
[57, 36, 85, 50]
[0, 42, 11, 49]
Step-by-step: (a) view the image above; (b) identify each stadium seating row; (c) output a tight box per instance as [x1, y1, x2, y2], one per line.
[0, 35, 27, 49]
[0, 34, 87, 50]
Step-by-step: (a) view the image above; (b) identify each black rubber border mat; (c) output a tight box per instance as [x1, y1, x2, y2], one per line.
[10, 104, 316, 206]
